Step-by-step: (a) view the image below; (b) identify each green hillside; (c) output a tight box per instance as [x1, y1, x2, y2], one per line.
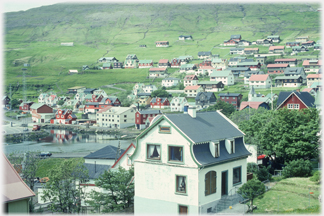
[4, 3, 321, 99]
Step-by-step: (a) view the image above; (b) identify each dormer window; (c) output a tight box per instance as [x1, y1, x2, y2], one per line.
[215, 143, 220, 158]
[159, 126, 171, 133]
[230, 140, 235, 154]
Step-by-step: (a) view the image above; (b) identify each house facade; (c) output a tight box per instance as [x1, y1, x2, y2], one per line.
[267, 64, 289, 74]
[52, 109, 77, 124]
[286, 42, 300, 47]
[184, 75, 199, 87]
[150, 97, 170, 109]
[269, 46, 285, 53]
[307, 74, 322, 87]
[158, 59, 170, 68]
[267, 35, 280, 43]
[138, 60, 154, 68]
[284, 67, 307, 84]
[236, 62, 261, 71]
[156, 41, 169, 47]
[274, 75, 303, 87]
[211, 58, 228, 70]
[149, 68, 168, 78]
[198, 52, 212, 59]
[195, 92, 217, 108]
[274, 58, 297, 67]
[131, 110, 251, 214]
[210, 70, 235, 86]
[135, 110, 162, 130]
[180, 64, 197, 73]
[197, 81, 224, 92]
[170, 97, 188, 112]
[124, 54, 139, 68]
[244, 70, 264, 84]
[196, 66, 215, 76]
[30, 103, 54, 123]
[276, 90, 315, 110]
[171, 58, 181, 68]
[162, 77, 181, 88]
[303, 60, 322, 73]
[184, 85, 203, 98]
[230, 48, 244, 55]
[96, 106, 135, 128]
[218, 93, 243, 110]
[249, 74, 272, 89]
[244, 48, 259, 55]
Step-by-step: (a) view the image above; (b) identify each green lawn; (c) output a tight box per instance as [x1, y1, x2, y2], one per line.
[253, 177, 321, 214]
[36, 158, 84, 178]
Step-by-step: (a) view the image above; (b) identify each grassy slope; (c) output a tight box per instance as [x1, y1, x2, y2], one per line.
[4, 3, 321, 99]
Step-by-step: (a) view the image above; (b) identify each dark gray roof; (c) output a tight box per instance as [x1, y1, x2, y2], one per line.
[277, 91, 315, 108]
[198, 51, 212, 56]
[244, 70, 264, 77]
[284, 67, 304, 75]
[231, 35, 241, 39]
[84, 145, 126, 159]
[83, 163, 111, 179]
[218, 93, 242, 97]
[165, 112, 244, 143]
[230, 48, 244, 51]
[84, 88, 97, 93]
[240, 59, 254, 62]
[229, 67, 250, 71]
[195, 92, 216, 101]
[193, 137, 251, 166]
[151, 98, 168, 103]
[137, 110, 162, 115]
[137, 93, 152, 97]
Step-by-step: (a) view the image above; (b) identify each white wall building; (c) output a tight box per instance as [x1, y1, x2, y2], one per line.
[96, 106, 135, 129]
[170, 97, 188, 112]
[210, 70, 235, 86]
[162, 77, 181, 88]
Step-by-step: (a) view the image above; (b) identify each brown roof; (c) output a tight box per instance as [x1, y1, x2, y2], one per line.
[269, 46, 285, 50]
[97, 106, 113, 113]
[239, 101, 265, 110]
[184, 85, 201, 90]
[307, 74, 321, 79]
[302, 88, 314, 92]
[267, 63, 289, 68]
[274, 58, 297, 62]
[3, 154, 35, 203]
[184, 75, 198, 80]
[249, 74, 270, 81]
[159, 59, 169, 63]
[303, 60, 322, 66]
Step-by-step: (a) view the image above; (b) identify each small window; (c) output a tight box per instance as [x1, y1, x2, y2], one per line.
[287, 104, 294, 109]
[169, 146, 183, 162]
[176, 175, 186, 193]
[231, 140, 235, 154]
[159, 126, 170, 133]
[147, 144, 161, 160]
[233, 167, 242, 185]
[215, 143, 220, 158]
[294, 104, 299, 109]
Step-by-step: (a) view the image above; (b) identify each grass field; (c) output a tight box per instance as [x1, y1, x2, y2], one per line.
[253, 177, 321, 214]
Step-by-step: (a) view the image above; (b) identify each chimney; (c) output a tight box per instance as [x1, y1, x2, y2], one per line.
[188, 106, 196, 118]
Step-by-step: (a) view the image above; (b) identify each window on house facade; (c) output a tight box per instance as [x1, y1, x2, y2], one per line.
[169, 146, 183, 162]
[147, 144, 161, 160]
[230, 140, 235, 154]
[233, 167, 242, 185]
[215, 143, 220, 158]
[159, 126, 170, 133]
[176, 175, 186, 194]
[205, 171, 217, 196]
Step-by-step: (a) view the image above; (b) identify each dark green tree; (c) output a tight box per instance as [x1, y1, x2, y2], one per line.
[87, 166, 134, 213]
[57, 100, 65, 106]
[200, 100, 236, 117]
[282, 159, 313, 178]
[11, 98, 21, 109]
[256, 165, 272, 182]
[151, 89, 169, 98]
[237, 178, 265, 212]
[41, 160, 88, 214]
[247, 162, 259, 173]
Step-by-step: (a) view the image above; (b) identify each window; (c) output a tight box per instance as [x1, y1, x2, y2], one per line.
[124, 115, 127, 118]
[61, 115, 64, 118]
[287, 104, 294, 109]
[176, 175, 186, 193]
[169, 146, 183, 162]
[215, 143, 220, 157]
[233, 167, 242, 185]
[294, 104, 299, 109]
[124, 119, 127, 122]
[230, 140, 235, 154]
[147, 144, 161, 160]
[205, 171, 216, 195]
[232, 101, 236, 104]
[159, 126, 170, 133]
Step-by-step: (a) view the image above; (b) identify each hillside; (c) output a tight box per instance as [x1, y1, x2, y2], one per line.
[4, 3, 321, 99]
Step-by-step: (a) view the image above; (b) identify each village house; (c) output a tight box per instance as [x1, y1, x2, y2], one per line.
[96, 106, 135, 128]
[184, 85, 203, 98]
[170, 58, 181, 68]
[314, 43, 321, 51]
[184, 75, 199, 87]
[63, 99, 81, 111]
[231, 34, 241, 41]
[292, 45, 309, 54]
[51, 109, 77, 124]
[138, 60, 154, 68]
[162, 77, 181, 88]
[179, 35, 192, 40]
[180, 64, 197, 73]
[30, 103, 54, 123]
[249, 74, 272, 89]
[310, 82, 322, 92]
[244, 48, 259, 55]
[284, 67, 307, 84]
[269, 46, 285, 53]
[136, 95, 152, 107]
[228, 57, 246, 66]
[229, 67, 250, 77]
[307, 74, 322, 88]
[143, 84, 158, 93]
[267, 63, 290, 74]
[267, 35, 280, 43]
[133, 83, 145, 96]
[102, 63, 113, 69]
[230, 48, 244, 55]
[244, 70, 264, 84]
[38, 93, 49, 104]
[295, 36, 309, 43]
[84, 88, 97, 95]
[124, 54, 139, 68]
[255, 55, 267, 65]
[276, 90, 315, 110]
[223, 39, 238, 46]
[198, 51, 212, 59]
[150, 97, 170, 109]
[274, 58, 297, 67]
[84, 94, 103, 103]
[46, 94, 59, 106]
[218, 92, 243, 110]
[274, 75, 303, 87]
[149, 68, 168, 78]
[195, 92, 217, 108]
[256, 39, 273, 46]
[67, 86, 86, 94]
[170, 97, 188, 112]
[158, 59, 170, 68]
[19, 101, 34, 111]
[178, 56, 191, 65]
[3, 96, 11, 109]
[198, 60, 212, 68]
[286, 42, 301, 47]
[301, 41, 315, 47]
[196, 66, 215, 76]
[114, 62, 123, 69]
[210, 70, 235, 86]
[156, 41, 169, 47]
[197, 81, 224, 92]
[69, 70, 78, 74]
[238, 40, 251, 46]
[303, 59, 322, 73]
[236, 61, 261, 71]
[239, 101, 270, 111]
[130, 109, 251, 214]
[98, 57, 118, 63]
[135, 110, 162, 130]
[101, 96, 121, 106]
[74, 92, 86, 102]
[302, 88, 317, 97]
[211, 58, 228, 70]
[84, 102, 101, 114]
[110, 143, 136, 171]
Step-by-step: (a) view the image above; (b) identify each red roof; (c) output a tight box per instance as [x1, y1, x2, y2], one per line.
[249, 74, 269, 81]
[303, 60, 322, 66]
[184, 85, 201, 90]
[307, 74, 321, 79]
[149, 67, 167, 72]
[257, 154, 266, 160]
[269, 46, 285, 50]
[274, 58, 296, 62]
[111, 143, 135, 168]
[239, 101, 265, 110]
[302, 88, 314, 92]
[96, 106, 113, 113]
[199, 66, 214, 69]
[184, 75, 198, 80]
[267, 63, 289, 68]
[159, 59, 169, 63]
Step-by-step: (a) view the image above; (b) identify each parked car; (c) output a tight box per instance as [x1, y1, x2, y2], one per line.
[38, 152, 52, 158]
[32, 125, 41, 131]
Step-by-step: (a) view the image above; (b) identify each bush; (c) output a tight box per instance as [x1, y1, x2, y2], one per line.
[310, 171, 321, 183]
[247, 162, 258, 173]
[256, 165, 272, 182]
[282, 159, 313, 178]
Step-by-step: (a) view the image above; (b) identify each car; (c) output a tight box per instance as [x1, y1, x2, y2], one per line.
[38, 152, 52, 158]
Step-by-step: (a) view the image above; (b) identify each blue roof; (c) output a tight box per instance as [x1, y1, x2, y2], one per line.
[83, 163, 111, 179]
[193, 137, 251, 166]
[84, 145, 125, 159]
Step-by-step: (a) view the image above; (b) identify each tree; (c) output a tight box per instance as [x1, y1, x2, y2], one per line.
[87, 166, 134, 213]
[282, 159, 313, 178]
[151, 89, 169, 98]
[256, 165, 272, 182]
[199, 100, 236, 117]
[178, 83, 185, 90]
[11, 98, 21, 109]
[41, 159, 88, 214]
[6, 151, 41, 213]
[229, 107, 268, 126]
[237, 178, 265, 212]
[57, 100, 65, 106]
[247, 162, 259, 173]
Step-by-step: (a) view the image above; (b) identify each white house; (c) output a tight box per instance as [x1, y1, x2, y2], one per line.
[170, 97, 188, 112]
[196, 66, 216, 76]
[249, 74, 272, 89]
[96, 106, 135, 129]
[184, 75, 199, 87]
[184, 85, 203, 98]
[38, 93, 49, 104]
[131, 108, 251, 214]
[162, 77, 181, 88]
[210, 70, 235, 86]
[211, 58, 228, 70]
[143, 84, 158, 93]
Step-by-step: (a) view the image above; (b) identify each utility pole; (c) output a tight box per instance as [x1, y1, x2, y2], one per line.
[271, 77, 273, 110]
[9, 84, 12, 111]
[22, 68, 28, 132]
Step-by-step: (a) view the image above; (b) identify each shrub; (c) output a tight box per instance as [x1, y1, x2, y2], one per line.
[310, 171, 321, 183]
[282, 159, 313, 178]
[256, 165, 272, 182]
[247, 162, 258, 173]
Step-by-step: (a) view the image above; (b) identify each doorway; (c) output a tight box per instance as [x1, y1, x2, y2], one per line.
[221, 171, 228, 196]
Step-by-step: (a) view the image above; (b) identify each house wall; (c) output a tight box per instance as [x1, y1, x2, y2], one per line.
[37, 105, 53, 113]
[7, 199, 29, 214]
[111, 148, 135, 171]
[84, 158, 116, 166]
[281, 94, 308, 110]
[244, 144, 257, 164]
